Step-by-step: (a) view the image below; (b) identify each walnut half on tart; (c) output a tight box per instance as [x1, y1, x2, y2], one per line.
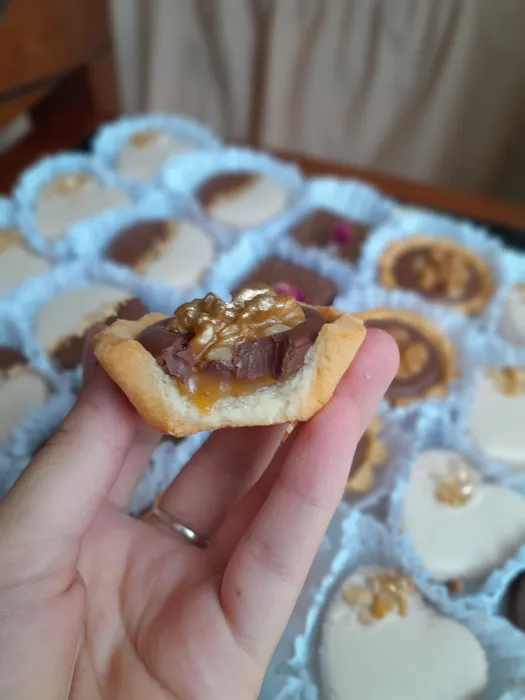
[93, 287, 366, 436]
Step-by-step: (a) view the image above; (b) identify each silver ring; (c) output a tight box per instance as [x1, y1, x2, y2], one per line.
[150, 505, 209, 549]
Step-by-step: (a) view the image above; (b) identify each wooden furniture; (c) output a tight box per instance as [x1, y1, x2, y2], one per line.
[277, 151, 525, 233]
[0, 0, 118, 192]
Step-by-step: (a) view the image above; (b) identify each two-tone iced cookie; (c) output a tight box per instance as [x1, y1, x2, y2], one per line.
[378, 236, 494, 315]
[468, 366, 525, 469]
[36, 286, 148, 370]
[94, 287, 365, 435]
[117, 129, 192, 182]
[401, 450, 525, 583]
[291, 209, 371, 262]
[0, 346, 49, 443]
[196, 172, 288, 230]
[35, 172, 128, 242]
[355, 309, 456, 407]
[104, 218, 214, 287]
[236, 257, 338, 306]
[320, 567, 488, 700]
[344, 417, 387, 496]
[0, 225, 48, 295]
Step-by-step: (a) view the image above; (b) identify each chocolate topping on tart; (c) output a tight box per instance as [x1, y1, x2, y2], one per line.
[138, 302, 326, 384]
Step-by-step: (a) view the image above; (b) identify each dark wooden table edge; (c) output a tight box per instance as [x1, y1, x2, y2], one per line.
[276, 149, 525, 232]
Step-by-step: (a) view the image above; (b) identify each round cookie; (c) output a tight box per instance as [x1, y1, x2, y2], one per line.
[379, 236, 494, 315]
[499, 283, 525, 345]
[0, 347, 48, 443]
[36, 286, 146, 370]
[401, 450, 525, 582]
[468, 367, 525, 469]
[117, 130, 191, 181]
[106, 219, 214, 287]
[36, 172, 128, 241]
[355, 309, 456, 406]
[320, 567, 488, 700]
[0, 226, 49, 295]
[344, 417, 387, 495]
[196, 172, 288, 229]
[291, 209, 371, 262]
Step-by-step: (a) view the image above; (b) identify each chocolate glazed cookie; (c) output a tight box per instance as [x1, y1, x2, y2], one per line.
[357, 309, 456, 407]
[379, 237, 494, 316]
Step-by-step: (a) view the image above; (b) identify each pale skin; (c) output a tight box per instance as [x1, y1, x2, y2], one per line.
[0, 329, 398, 700]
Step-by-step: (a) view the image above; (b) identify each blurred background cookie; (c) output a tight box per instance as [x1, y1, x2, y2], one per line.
[378, 236, 494, 316]
[104, 218, 214, 288]
[498, 283, 525, 346]
[0, 225, 48, 295]
[291, 209, 371, 262]
[236, 256, 337, 306]
[356, 309, 456, 407]
[35, 171, 128, 242]
[468, 366, 525, 469]
[400, 449, 525, 584]
[0, 346, 49, 443]
[196, 171, 288, 230]
[320, 567, 488, 700]
[117, 129, 192, 182]
[36, 286, 147, 370]
[344, 417, 387, 496]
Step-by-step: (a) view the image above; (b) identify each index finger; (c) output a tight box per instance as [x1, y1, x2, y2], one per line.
[219, 330, 398, 658]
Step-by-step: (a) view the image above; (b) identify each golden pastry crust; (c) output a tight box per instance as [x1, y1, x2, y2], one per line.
[378, 235, 494, 316]
[94, 306, 366, 437]
[344, 416, 388, 494]
[355, 308, 456, 407]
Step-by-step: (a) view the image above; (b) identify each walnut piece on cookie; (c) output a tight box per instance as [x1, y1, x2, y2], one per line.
[93, 287, 366, 437]
[378, 236, 494, 315]
[355, 308, 456, 407]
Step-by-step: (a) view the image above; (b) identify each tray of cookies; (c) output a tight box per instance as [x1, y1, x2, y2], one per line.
[1, 113, 525, 697]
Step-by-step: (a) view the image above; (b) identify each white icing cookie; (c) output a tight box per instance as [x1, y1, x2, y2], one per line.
[499, 283, 525, 345]
[36, 174, 128, 241]
[401, 450, 525, 581]
[207, 176, 287, 229]
[117, 130, 191, 181]
[143, 222, 214, 287]
[0, 370, 48, 443]
[0, 227, 48, 294]
[469, 368, 525, 469]
[37, 285, 129, 352]
[320, 567, 488, 700]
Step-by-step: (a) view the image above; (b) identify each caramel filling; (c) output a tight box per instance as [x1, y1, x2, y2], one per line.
[177, 373, 277, 414]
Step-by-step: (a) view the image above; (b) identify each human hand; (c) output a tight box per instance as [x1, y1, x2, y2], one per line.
[0, 329, 397, 700]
